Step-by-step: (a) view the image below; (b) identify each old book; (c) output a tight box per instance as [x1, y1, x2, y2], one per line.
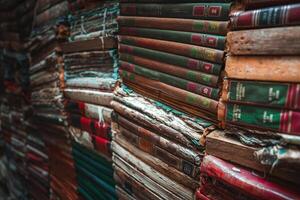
[118, 16, 228, 35]
[201, 155, 300, 200]
[65, 101, 112, 123]
[115, 186, 136, 200]
[120, 3, 232, 20]
[119, 35, 224, 64]
[218, 102, 300, 135]
[116, 126, 200, 179]
[114, 132, 200, 189]
[112, 142, 194, 200]
[112, 90, 213, 148]
[120, 53, 220, 87]
[225, 56, 300, 82]
[115, 114, 201, 165]
[114, 168, 157, 200]
[206, 130, 300, 185]
[64, 88, 113, 107]
[120, 27, 226, 49]
[231, 4, 300, 30]
[227, 26, 300, 55]
[65, 77, 116, 91]
[120, 61, 219, 99]
[74, 155, 114, 187]
[61, 37, 117, 53]
[69, 114, 111, 140]
[122, 78, 218, 121]
[119, 70, 219, 117]
[119, 44, 222, 75]
[222, 79, 300, 110]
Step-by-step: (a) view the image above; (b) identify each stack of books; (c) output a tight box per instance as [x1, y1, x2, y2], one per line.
[28, 1, 79, 199]
[25, 120, 50, 200]
[197, 1, 300, 199]
[118, 0, 235, 122]
[0, 0, 35, 51]
[0, 95, 30, 199]
[62, 1, 118, 199]
[111, 86, 215, 199]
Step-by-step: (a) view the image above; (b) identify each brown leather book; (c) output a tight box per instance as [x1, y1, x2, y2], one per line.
[227, 26, 300, 55]
[225, 56, 300, 82]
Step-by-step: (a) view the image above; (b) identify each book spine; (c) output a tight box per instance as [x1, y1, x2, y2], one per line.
[201, 155, 300, 200]
[92, 135, 111, 157]
[119, 44, 222, 75]
[111, 100, 202, 147]
[119, 70, 219, 114]
[232, 4, 300, 30]
[120, 3, 231, 20]
[223, 103, 300, 135]
[72, 115, 112, 140]
[117, 115, 201, 165]
[120, 61, 219, 99]
[120, 53, 219, 87]
[120, 36, 224, 64]
[225, 56, 300, 82]
[119, 126, 199, 178]
[118, 16, 228, 35]
[227, 27, 300, 55]
[222, 79, 300, 110]
[120, 27, 226, 50]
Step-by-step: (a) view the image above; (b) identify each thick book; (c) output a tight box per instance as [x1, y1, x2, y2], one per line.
[222, 79, 300, 110]
[115, 114, 201, 166]
[119, 70, 219, 121]
[120, 3, 232, 20]
[232, 4, 300, 30]
[120, 61, 219, 99]
[114, 168, 160, 200]
[112, 141, 194, 199]
[111, 93, 214, 149]
[116, 128, 199, 180]
[65, 101, 112, 123]
[120, 53, 219, 87]
[120, 27, 226, 49]
[201, 155, 300, 200]
[119, 44, 222, 75]
[225, 56, 300, 82]
[218, 102, 300, 135]
[227, 26, 300, 55]
[206, 130, 300, 185]
[114, 131, 200, 190]
[120, 35, 224, 64]
[118, 16, 228, 35]
[64, 88, 113, 107]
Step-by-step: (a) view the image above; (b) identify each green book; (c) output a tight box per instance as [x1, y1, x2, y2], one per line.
[224, 103, 300, 135]
[120, 3, 232, 20]
[120, 60, 219, 99]
[120, 27, 226, 49]
[119, 44, 223, 75]
[224, 80, 300, 110]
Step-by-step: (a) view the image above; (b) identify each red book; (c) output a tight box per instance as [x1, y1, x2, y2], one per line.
[201, 155, 300, 200]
